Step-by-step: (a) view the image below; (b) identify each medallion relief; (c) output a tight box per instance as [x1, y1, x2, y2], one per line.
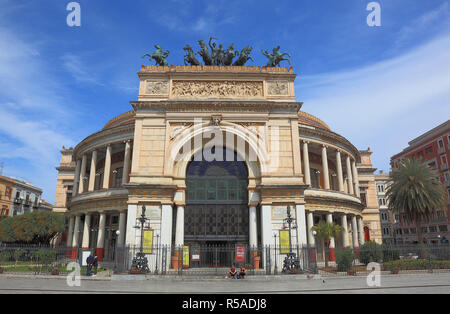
[145, 80, 169, 95]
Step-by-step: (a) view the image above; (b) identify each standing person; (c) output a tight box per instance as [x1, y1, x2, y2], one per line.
[92, 255, 98, 276]
[86, 254, 94, 276]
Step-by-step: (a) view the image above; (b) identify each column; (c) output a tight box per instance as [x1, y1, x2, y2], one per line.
[122, 140, 132, 186]
[175, 205, 185, 247]
[71, 215, 81, 259]
[336, 150, 344, 192]
[249, 206, 258, 248]
[352, 160, 361, 198]
[103, 145, 112, 189]
[117, 210, 127, 247]
[326, 213, 336, 261]
[306, 212, 315, 246]
[78, 154, 87, 194]
[296, 204, 307, 248]
[72, 159, 81, 197]
[346, 156, 354, 195]
[358, 216, 365, 245]
[352, 216, 359, 248]
[261, 205, 273, 270]
[81, 213, 91, 250]
[88, 150, 97, 192]
[66, 216, 75, 249]
[341, 214, 350, 247]
[161, 204, 173, 269]
[96, 212, 106, 261]
[302, 141, 311, 186]
[322, 145, 330, 190]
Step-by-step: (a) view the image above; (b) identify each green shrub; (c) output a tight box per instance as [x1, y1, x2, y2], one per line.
[336, 248, 355, 272]
[381, 244, 400, 262]
[0, 250, 11, 263]
[359, 241, 383, 265]
[383, 259, 450, 271]
[32, 249, 57, 265]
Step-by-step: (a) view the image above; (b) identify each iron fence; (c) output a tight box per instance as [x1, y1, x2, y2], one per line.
[1, 243, 449, 277]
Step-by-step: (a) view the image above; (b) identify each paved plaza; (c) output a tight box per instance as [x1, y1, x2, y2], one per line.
[0, 273, 449, 294]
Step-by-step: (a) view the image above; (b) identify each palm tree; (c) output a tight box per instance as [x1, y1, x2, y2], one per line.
[311, 220, 343, 268]
[386, 158, 445, 256]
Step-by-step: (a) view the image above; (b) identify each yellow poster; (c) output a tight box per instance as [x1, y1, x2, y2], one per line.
[279, 230, 290, 254]
[183, 246, 190, 267]
[143, 230, 153, 254]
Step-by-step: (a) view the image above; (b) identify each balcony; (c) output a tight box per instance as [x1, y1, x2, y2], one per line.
[14, 198, 23, 204]
[441, 163, 448, 171]
[438, 146, 445, 155]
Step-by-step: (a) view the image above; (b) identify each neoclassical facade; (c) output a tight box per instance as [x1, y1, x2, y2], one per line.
[56, 65, 379, 266]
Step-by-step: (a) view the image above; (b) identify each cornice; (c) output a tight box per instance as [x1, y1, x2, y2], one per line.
[131, 100, 303, 113]
[73, 124, 135, 158]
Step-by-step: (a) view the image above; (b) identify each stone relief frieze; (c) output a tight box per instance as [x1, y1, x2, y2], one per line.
[146, 80, 169, 95]
[171, 80, 263, 98]
[267, 81, 289, 96]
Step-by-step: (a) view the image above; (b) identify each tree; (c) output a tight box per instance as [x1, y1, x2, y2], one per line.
[311, 220, 343, 268]
[386, 158, 445, 256]
[0, 211, 65, 245]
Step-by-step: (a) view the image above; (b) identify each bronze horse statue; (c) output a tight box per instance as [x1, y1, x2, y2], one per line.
[223, 44, 239, 66]
[142, 45, 169, 66]
[197, 40, 213, 66]
[183, 45, 201, 66]
[261, 46, 291, 67]
[232, 46, 253, 66]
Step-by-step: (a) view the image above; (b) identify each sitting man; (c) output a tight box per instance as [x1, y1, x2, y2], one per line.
[239, 265, 246, 279]
[229, 265, 237, 279]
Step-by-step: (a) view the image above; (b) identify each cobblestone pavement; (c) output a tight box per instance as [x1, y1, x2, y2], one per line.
[0, 273, 449, 294]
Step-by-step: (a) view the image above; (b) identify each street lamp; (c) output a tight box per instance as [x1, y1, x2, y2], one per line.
[130, 205, 150, 274]
[281, 205, 301, 273]
[154, 230, 160, 275]
[273, 231, 278, 275]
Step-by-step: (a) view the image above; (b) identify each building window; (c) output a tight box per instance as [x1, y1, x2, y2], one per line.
[113, 168, 123, 188]
[379, 198, 386, 206]
[439, 225, 448, 232]
[425, 147, 433, 155]
[310, 168, 320, 189]
[377, 184, 385, 193]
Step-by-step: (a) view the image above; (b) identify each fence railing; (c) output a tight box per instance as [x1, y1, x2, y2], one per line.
[1, 243, 449, 276]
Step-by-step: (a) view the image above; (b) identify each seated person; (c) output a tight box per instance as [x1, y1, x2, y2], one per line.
[229, 265, 237, 279]
[239, 266, 246, 279]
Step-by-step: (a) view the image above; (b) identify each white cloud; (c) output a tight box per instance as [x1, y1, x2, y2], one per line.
[0, 28, 76, 202]
[61, 53, 104, 86]
[297, 32, 450, 172]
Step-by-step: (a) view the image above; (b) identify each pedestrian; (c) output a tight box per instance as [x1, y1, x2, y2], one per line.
[86, 254, 94, 276]
[239, 265, 246, 279]
[93, 255, 98, 276]
[229, 265, 237, 279]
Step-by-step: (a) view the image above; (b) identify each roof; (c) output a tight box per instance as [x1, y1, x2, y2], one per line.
[102, 110, 136, 130]
[298, 111, 330, 131]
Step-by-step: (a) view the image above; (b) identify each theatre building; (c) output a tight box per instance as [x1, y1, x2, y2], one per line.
[56, 65, 380, 269]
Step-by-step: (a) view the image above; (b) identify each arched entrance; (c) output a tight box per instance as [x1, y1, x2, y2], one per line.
[184, 148, 249, 267]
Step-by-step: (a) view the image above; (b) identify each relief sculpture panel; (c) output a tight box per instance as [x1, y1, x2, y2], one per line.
[171, 80, 263, 98]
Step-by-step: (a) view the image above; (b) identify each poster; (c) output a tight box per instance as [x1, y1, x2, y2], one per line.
[279, 230, 290, 254]
[183, 246, 190, 267]
[236, 246, 245, 262]
[143, 230, 153, 254]
[191, 247, 201, 261]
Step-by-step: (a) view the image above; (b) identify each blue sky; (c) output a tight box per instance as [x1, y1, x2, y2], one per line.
[0, 0, 449, 203]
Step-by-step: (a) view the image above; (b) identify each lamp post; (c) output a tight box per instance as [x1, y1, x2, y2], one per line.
[273, 231, 278, 275]
[154, 231, 160, 275]
[282, 205, 300, 273]
[130, 205, 150, 274]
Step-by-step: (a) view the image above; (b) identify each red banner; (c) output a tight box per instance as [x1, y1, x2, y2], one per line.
[236, 246, 245, 262]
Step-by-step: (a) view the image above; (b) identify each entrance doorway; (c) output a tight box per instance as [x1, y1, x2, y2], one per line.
[184, 148, 249, 267]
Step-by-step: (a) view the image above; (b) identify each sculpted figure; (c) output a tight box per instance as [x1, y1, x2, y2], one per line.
[261, 46, 291, 67]
[142, 44, 170, 66]
[183, 44, 201, 66]
[197, 40, 213, 65]
[232, 46, 253, 66]
[224, 44, 239, 66]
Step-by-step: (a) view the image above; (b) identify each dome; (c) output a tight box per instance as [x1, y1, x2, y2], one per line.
[298, 111, 330, 131]
[102, 111, 135, 130]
